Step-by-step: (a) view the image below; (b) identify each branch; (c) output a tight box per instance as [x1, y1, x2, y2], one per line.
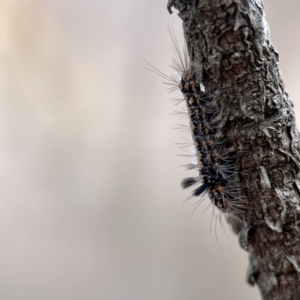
[167, 1, 300, 299]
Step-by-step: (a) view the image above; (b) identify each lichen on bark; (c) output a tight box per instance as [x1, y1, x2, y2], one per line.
[167, 0, 300, 299]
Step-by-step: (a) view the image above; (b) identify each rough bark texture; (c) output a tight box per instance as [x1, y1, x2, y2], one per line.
[167, 1, 300, 299]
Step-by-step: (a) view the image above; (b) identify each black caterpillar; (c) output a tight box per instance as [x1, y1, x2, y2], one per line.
[145, 28, 244, 223]
[178, 70, 239, 215]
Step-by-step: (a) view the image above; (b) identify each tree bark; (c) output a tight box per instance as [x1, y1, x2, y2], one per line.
[167, 1, 300, 299]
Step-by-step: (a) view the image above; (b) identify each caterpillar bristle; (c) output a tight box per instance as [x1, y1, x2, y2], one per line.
[182, 163, 199, 170]
[193, 184, 208, 197]
[181, 177, 200, 189]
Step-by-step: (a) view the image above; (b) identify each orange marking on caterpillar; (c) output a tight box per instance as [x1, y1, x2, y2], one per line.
[182, 71, 189, 79]
[214, 151, 221, 161]
[224, 198, 230, 206]
[209, 139, 215, 148]
[189, 97, 195, 105]
[218, 186, 226, 194]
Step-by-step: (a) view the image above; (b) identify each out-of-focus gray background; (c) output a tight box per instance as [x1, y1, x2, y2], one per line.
[0, 1, 299, 299]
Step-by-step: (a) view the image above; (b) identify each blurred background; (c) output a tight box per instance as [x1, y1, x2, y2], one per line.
[0, 0, 299, 299]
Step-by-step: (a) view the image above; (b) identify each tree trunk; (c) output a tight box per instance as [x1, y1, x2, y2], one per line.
[167, 0, 300, 299]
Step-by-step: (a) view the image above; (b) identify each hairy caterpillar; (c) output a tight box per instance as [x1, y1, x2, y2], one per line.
[146, 27, 245, 228]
